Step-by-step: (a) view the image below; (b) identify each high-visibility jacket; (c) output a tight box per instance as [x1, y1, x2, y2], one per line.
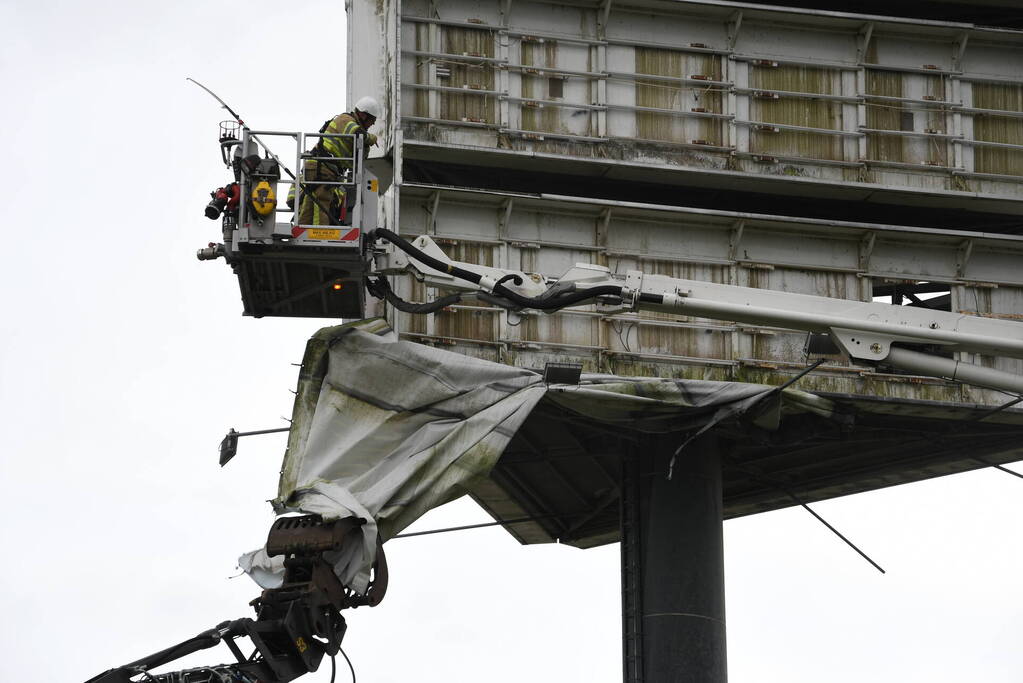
[288, 112, 377, 208]
[318, 112, 377, 165]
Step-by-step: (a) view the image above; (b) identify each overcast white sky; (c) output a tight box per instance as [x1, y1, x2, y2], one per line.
[1, 1, 1021, 682]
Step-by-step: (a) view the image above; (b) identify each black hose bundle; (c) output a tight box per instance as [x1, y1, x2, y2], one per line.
[373, 229, 485, 285]
[494, 282, 625, 310]
[365, 276, 462, 314]
[371, 229, 624, 311]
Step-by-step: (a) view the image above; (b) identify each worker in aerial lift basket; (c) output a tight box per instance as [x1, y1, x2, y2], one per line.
[288, 96, 381, 226]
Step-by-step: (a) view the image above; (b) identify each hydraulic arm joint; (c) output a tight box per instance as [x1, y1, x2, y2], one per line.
[86, 515, 387, 683]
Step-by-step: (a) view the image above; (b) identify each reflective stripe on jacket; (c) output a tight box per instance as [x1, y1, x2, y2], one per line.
[319, 113, 376, 165]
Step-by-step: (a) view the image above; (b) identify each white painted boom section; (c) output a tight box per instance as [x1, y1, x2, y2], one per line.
[632, 274, 1023, 359]
[373, 233, 1023, 394]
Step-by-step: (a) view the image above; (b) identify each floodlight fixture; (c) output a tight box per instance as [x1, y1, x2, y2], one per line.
[219, 426, 291, 467]
[543, 361, 583, 385]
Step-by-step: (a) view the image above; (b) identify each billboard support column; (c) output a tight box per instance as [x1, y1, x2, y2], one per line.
[621, 434, 727, 683]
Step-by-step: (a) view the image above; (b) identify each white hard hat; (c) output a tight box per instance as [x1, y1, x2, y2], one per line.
[354, 96, 382, 119]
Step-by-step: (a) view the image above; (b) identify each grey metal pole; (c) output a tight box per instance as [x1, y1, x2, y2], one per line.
[887, 347, 1023, 394]
[622, 434, 727, 683]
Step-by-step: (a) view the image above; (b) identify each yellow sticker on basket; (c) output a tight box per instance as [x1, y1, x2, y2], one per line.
[307, 228, 341, 240]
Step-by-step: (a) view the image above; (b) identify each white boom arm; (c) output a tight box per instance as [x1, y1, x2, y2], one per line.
[371, 233, 1023, 395]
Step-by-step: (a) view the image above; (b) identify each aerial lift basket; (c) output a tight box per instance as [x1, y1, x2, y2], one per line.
[199, 126, 378, 319]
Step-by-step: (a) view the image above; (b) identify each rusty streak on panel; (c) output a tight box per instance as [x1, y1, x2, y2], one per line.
[434, 241, 498, 340]
[865, 71, 949, 166]
[866, 70, 904, 163]
[631, 260, 731, 360]
[751, 65, 843, 161]
[973, 83, 1023, 177]
[441, 27, 496, 123]
[394, 7, 1023, 209]
[406, 279, 428, 334]
[435, 308, 498, 340]
[415, 24, 430, 117]
[635, 324, 731, 359]
[520, 41, 563, 134]
[521, 311, 599, 348]
[956, 285, 1023, 387]
[745, 267, 860, 364]
[635, 48, 723, 145]
[438, 240, 495, 267]
[923, 74, 950, 168]
[637, 259, 728, 325]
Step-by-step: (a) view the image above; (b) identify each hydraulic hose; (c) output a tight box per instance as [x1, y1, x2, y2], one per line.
[365, 276, 462, 314]
[491, 282, 624, 310]
[373, 229, 485, 286]
[372, 229, 624, 311]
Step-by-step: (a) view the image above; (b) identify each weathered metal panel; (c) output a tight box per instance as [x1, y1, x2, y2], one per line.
[971, 82, 1023, 177]
[608, 256, 735, 356]
[953, 284, 1023, 402]
[739, 265, 863, 365]
[504, 202, 597, 251]
[387, 185, 1023, 405]
[606, 8, 730, 55]
[346, 0, 1023, 409]
[750, 64, 845, 161]
[516, 39, 595, 137]
[967, 243, 1023, 286]
[633, 259, 734, 360]
[736, 225, 861, 271]
[867, 33, 954, 72]
[604, 213, 732, 265]
[442, 27, 498, 123]
[864, 69, 950, 167]
[521, 310, 599, 348]
[382, 0, 1023, 204]
[738, 19, 859, 66]
[434, 305, 499, 341]
[868, 236, 960, 281]
[629, 48, 724, 145]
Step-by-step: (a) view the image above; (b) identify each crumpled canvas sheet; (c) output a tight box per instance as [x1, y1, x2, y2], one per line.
[241, 318, 834, 593]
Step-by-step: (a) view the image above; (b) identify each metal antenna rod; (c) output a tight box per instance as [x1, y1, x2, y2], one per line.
[186, 77, 299, 181]
[791, 496, 886, 574]
[950, 395, 1023, 480]
[729, 460, 886, 574]
[968, 395, 1023, 424]
[188, 77, 347, 224]
[970, 455, 1023, 481]
[393, 513, 563, 538]
[776, 359, 827, 392]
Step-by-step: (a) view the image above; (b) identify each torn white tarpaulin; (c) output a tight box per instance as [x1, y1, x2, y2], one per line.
[241, 318, 834, 593]
[241, 318, 547, 593]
